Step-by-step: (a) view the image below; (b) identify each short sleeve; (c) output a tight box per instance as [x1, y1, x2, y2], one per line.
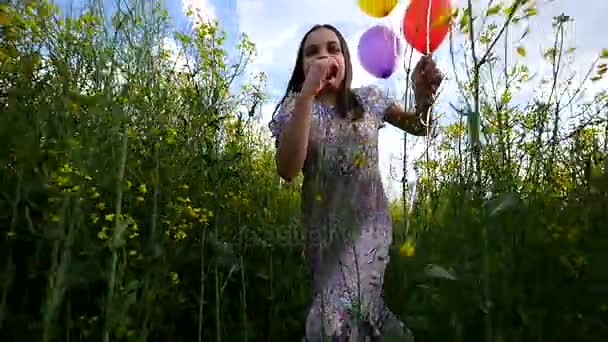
[362, 84, 427, 134]
[363, 84, 400, 127]
[268, 92, 297, 147]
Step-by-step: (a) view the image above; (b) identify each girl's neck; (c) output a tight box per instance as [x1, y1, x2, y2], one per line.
[315, 89, 337, 106]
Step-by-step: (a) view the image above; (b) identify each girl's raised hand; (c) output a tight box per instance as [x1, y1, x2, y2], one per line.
[301, 57, 338, 99]
[412, 55, 443, 114]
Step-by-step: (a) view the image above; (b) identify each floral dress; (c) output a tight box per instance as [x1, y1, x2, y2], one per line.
[269, 85, 419, 341]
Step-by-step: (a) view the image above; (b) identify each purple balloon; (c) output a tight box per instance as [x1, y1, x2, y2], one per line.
[357, 25, 400, 79]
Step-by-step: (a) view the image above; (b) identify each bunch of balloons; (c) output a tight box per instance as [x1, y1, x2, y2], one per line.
[357, 0, 452, 79]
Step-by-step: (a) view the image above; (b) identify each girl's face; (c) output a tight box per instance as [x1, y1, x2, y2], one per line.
[301, 27, 346, 91]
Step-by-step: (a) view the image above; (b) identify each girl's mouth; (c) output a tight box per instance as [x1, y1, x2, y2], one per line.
[326, 64, 338, 81]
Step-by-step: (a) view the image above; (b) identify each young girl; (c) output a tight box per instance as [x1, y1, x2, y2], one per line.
[269, 24, 443, 341]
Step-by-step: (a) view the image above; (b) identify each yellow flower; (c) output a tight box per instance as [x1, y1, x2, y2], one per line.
[184, 206, 197, 219]
[353, 153, 368, 168]
[97, 226, 110, 240]
[169, 271, 180, 285]
[399, 239, 416, 257]
[175, 230, 187, 240]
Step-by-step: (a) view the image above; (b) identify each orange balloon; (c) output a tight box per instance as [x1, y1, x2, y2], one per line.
[403, 0, 452, 55]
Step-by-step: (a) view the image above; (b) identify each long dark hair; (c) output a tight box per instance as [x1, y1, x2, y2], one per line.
[271, 24, 364, 121]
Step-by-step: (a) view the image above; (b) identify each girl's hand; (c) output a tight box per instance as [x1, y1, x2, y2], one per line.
[412, 55, 443, 115]
[301, 57, 338, 99]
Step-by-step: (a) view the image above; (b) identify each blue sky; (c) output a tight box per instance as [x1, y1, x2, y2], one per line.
[196, 0, 608, 198]
[54, 0, 608, 199]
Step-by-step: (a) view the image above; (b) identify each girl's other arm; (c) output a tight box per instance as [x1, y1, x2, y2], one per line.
[275, 94, 314, 181]
[383, 55, 442, 136]
[384, 105, 430, 136]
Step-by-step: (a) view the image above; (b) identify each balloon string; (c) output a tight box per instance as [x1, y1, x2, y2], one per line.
[382, 18, 400, 58]
[421, 1, 434, 134]
[394, 21, 399, 58]
[426, 0, 432, 55]
[420, 0, 434, 130]
[423, 0, 434, 176]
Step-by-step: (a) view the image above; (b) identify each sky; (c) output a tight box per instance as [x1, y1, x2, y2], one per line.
[54, 0, 608, 199]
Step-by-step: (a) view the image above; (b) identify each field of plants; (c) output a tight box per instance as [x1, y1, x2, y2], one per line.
[1, 0, 607, 341]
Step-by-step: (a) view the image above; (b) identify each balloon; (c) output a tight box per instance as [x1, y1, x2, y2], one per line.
[357, 0, 398, 18]
[403, 0, 452, 55]
[357, 25, 400, 79]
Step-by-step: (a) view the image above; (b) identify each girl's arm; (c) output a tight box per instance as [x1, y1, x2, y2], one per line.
[365, 84, 432, 136]
[382, 55, 442, 135]
[384, 105, 430, 136]
[273, 94, 314, 182]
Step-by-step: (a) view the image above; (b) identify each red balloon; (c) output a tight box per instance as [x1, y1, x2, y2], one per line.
[403, 0, 452, 55]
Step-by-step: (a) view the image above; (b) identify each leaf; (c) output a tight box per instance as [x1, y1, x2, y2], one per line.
[601, 48, 608, 58]
[0, 12, 10, 25]
[591, 75, 603, 82]
[487, 192, 520, 217]
[431, 15, 450, 28]
[543, 48, 556, 61]
[125, 280, 142, 292]
[517, 46, 527, 57]
[432, 8, 456, 28]
[424, 264, 457, 280]
[524, 7, 538, 17]
[501, 89, 512, 104]
[482, 126, 498, 135]
[467, 111, 480, 146]
[486, 4, 503, 16]
[459, 9, 470, 32]
[0, 46, 18, 58]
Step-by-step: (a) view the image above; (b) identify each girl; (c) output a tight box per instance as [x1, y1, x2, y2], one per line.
[269, 24, 443, 341]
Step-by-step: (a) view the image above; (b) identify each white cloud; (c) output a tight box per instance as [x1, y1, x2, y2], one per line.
[236, 0, 607, 199]
[182, 0, 216, 25]
[162, 37, 189, 72]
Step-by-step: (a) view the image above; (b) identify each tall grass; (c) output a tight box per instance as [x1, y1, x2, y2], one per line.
[0, 0, 607, 341]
